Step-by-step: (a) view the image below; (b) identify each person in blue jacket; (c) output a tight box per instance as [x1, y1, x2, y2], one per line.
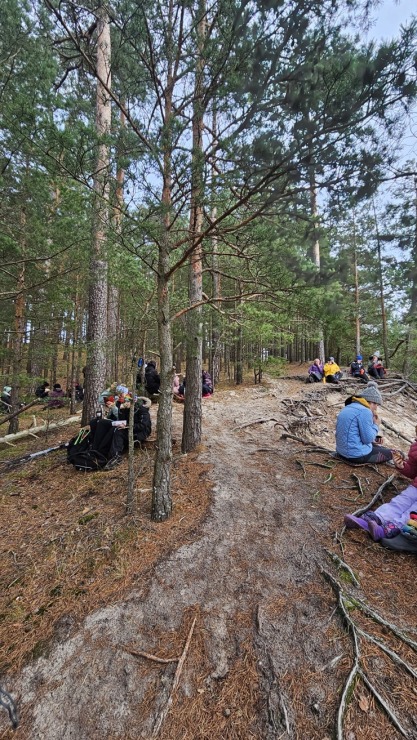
[335, 381, 393, 464]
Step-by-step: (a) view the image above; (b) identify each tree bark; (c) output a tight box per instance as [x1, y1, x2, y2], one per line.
[82, 4, 111, 425]
[182, 0, 206, 453]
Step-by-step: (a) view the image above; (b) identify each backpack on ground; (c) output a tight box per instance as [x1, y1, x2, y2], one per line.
[67, 429, 108, 472]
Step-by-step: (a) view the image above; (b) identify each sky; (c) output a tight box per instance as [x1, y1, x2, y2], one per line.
[368, 0, 415, 40]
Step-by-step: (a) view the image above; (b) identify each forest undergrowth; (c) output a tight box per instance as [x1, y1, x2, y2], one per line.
[1, 367, 417, 739]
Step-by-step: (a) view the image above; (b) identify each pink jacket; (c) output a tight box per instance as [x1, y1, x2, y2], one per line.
[396, 439, 417, 488]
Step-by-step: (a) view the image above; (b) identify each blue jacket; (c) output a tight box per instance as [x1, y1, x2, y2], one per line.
[335, 400, 379, 458]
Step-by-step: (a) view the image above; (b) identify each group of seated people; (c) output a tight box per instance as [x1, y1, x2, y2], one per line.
[308, 351, 386, 384]
[35, 381, 84, 406]
[173, 370, 213, 398]
[350, 352, 386, 380]
[68, 382, 152, 471]
[335, 379, 417, 553]
[307, 357, 343, 384]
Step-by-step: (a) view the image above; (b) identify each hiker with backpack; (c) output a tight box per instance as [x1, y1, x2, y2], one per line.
[335, 381, 393, 464]
[344, 427, 417, 552]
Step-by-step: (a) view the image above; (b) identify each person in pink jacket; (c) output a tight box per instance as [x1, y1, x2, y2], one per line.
[344, 428, 417, 542]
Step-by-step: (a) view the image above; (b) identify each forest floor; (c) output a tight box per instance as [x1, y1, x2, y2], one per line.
[1, 366, 417, 739]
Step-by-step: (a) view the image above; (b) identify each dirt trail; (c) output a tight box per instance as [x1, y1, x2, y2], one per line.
[2, 375, 417, 739]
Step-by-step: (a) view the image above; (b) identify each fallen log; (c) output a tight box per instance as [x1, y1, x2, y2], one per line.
[0, 414, 81, 447]
[0, 443, 68, 470]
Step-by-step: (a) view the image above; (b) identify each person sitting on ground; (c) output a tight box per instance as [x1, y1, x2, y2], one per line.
[104, 395, 119, 420]
[172, 373, 180, 396]
[178, 377, 186, 397]
[202, 369, 213, 396]
[47, 383, 66, 408]
[74, 383, 84, 401]
[307, 359, 324, 383]
[1, 386, 12, 411]
[335, 380, 393, 464]
[35, 381, 50, 398]
[344, 426, 417, 545]
[323, 356, 343, 384]
[368, 351, 386, 379]
[145, 361, 161, 395]
[350, 354, 368, 382]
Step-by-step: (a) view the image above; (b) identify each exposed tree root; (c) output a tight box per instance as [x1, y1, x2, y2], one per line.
[322, 567, 417, 739]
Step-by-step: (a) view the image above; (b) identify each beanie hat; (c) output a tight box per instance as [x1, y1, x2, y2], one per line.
[356, 354, 362, 361]
[3, 386, 11, 394]
[329, 356, 335, 362]
[358, 381, 382, 405]
[105, 395, 115, 403]
[373, 351, 381, 358]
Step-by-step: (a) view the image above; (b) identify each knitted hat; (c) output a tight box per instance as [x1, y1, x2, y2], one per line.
[105, 396, 115, 403]
[373, 351, 381, 358]
[3, 386, 11, 394]
[329, 356, 335, 362]
[356, 354, 362, 361]
[358, 381, 382, 405]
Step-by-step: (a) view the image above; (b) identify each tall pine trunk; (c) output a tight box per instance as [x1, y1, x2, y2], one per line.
[151, 1, 175, 521]
[82, 5, 111, 424]
[182, 1, 206, 453]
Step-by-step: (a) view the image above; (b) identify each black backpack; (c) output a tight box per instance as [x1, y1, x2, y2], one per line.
[67, 429, 108, 472]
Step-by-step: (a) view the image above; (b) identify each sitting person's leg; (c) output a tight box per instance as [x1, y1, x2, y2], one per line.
[344, 485, 417, 541]
[342, 445, 392, 464]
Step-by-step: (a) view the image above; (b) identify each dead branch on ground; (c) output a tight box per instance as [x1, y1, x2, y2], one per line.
[151, 617, 197, 738]
[121, 645, 178, 664]
[232, 417, 283, 430]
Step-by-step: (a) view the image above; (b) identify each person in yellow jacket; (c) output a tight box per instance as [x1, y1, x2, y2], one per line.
[323, 356, 343, 384]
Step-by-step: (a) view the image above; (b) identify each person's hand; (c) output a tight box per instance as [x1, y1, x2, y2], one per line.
[392, 450, 405, 469]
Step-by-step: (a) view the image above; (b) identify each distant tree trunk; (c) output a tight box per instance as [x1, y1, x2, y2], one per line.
[235, 283, 243, 384]
[372, 200, 389, 367]
[182, 1, 206, 453]
[403, 176, 417, 377]
[352, 211, 361, 355]
[309, 160, 325, 361]
[9, 208, 26, 434]
[210, 106, 220, 386]
[82, 5, 111, 424]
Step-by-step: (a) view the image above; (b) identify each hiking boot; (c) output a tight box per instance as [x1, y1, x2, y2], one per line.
[104, 454, 123, 470]
[368, 520, 385, 542]
[344, 514, 369, 532]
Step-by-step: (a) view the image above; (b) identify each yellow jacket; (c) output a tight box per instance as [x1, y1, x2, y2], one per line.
[323, 361, 340, 377]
